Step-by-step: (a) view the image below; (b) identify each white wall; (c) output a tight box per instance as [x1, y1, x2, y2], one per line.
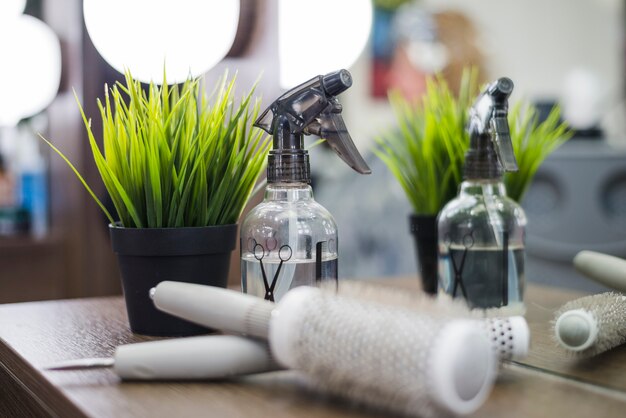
[200, 0, 626, 152]
[46, 0, 626, 152]
[341, 0, 625, 151]
[424, 0, 623, 99]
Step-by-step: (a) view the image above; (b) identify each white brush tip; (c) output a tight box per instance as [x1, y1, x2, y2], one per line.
[555, 309, 598, 352]
[269, 286, 320, 368]
[430, 320, 496, 415]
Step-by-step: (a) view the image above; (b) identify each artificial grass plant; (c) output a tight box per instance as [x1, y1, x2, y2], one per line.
[42, 70, 271, 228]
[505, 102, 571, 201]
[374, 70, 478, 215]
[374, 69, 571, 215]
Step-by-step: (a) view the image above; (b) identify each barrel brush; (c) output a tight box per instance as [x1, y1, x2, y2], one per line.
[152, 282, 497, 417]
[553, 292, 626, 357]
[329, 281, 530, 362]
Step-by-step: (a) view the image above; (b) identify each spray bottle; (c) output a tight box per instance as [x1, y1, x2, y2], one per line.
[241, 69, 370, 302]
[437, 78, 526, 312]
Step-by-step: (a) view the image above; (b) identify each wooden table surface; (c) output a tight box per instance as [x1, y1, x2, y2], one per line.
[1, 279, 626, 418]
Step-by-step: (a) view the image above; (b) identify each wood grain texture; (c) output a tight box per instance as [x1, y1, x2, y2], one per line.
[0, 297, 388, 417]
[473, 364, 626, 418]
[0, 283, 626, 417]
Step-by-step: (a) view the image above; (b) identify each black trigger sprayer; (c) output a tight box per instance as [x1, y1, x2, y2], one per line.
[464, 77, 518, 179]
[254, 69, 371, 183]
[438, 77, 528, 311]
[240, 70, 370, 302]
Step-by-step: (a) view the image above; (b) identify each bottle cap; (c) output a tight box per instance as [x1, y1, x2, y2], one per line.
[267, 150, 311, 184]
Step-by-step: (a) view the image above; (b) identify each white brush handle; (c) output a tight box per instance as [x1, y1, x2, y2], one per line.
[573, 250, 626, 293]
[114, 335, 279, 380]
[151, 281, 274, 338]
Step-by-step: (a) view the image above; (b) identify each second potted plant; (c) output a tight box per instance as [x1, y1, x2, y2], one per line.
[375, 69, 570, 294]
[44, 71, 270, 336]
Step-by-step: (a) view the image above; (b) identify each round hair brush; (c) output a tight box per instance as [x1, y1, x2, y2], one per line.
[152, 282, 496, 417]
[324, 281, 530, 362]
[553, 292, 626, 357]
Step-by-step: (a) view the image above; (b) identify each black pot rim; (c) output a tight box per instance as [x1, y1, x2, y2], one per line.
[409, 213, 438, 220]
[108, 221, 237, 230]
[109, 222, 238, 256]
[409, 214, 438, 238]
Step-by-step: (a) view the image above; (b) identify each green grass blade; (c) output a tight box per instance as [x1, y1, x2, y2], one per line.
[45, 70, 269, 228]
[39, 134, 115, 224]
[375, 67, 570, 213]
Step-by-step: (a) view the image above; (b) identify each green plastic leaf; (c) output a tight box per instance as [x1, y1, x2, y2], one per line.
[374, 67, 571, 214]
[42, 71, 271, 228]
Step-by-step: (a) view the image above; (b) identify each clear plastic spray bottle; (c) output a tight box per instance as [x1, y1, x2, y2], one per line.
[241, 70, 370, 302]
[438, 78, 526, 313]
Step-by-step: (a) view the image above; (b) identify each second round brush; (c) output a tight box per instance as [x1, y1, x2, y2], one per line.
[554, 292, 626, 357]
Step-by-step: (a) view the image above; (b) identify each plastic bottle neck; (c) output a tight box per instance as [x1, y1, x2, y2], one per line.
[459, 179, 507, 197]
[264, 183, 314, 202]
[463, 134, 503, 180]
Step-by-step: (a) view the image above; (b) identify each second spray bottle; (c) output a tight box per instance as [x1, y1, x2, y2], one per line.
[240, 70, 371, 302]
[438, 78, 527, 313]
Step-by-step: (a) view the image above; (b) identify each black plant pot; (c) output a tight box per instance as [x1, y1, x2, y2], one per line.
[409, 215, 438, 295]
[109, 223, 238, 336]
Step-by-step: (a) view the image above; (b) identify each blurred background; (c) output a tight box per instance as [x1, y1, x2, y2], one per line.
[0, 0, 624, 303]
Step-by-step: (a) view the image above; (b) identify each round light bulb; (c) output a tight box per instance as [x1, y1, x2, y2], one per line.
[0, 15, 62, 127]
[83, 0, 239, 84]
[0, 0, 26, 21]
[278, 0, 373, 88]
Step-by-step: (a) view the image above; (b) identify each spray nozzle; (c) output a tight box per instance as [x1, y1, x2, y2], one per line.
[487, 78, 514, 104]
[322, 70, 353, 96]
[255, 70, 370, 183]
[465, 77, 518, 179]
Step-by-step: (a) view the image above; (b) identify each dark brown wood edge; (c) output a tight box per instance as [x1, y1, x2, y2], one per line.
[0, 360, 55, 417]
[0, 339, 87, 418]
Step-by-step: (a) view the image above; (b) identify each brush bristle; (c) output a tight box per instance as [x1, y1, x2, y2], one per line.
[277, 288, 492, 417]
[553, 292, 626, 357]
[323, 281, 525, 318]
[321, 281, 529, 361]
[321, 281, 471, 316]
